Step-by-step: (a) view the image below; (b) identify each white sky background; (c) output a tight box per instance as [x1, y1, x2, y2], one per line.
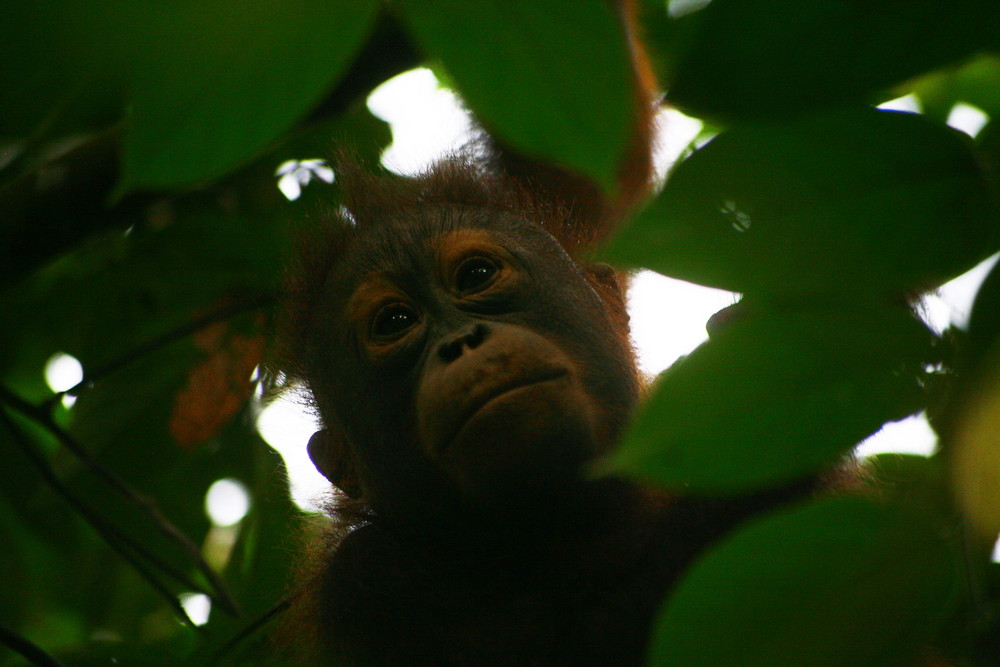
[258, 68, 998, 513]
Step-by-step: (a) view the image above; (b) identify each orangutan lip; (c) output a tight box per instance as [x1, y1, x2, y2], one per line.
[479, 369, 568, 413]
[443, 368, 569, 452]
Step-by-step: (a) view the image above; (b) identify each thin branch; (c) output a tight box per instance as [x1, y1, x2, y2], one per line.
[19, 295, 275, 616]
[0, 624, 66, 667]
[209, 594, 297, 664]
[1, 385, 241, 616]
[56, 292, 275, 401]
[0, 404, 198, 628]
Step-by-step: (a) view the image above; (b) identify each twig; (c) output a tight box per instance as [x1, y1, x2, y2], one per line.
[0, 405, 198, 628]
[209, 594, 296, 664]
[1, 384, 241, 615]
[54, 292, 274, 402]
[22, 296, 275, 616]
[0, 624, 66, 667]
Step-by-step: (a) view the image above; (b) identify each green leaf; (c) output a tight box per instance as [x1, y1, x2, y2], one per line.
[965, 255, 1000, 365]
[648, 497, 960, 666]
[0, 2, 126, 140]
[911, 54, 1000, 123]
[606, 108, 1000, 296]
[979, 121, 1000, 190]
[395, 0, 633, 192]
[664, 0, 1000, 121]
[602, 304, 934, 492]
[122, 0, 378, 190]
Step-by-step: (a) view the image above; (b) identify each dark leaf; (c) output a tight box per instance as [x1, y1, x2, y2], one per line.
[964, 252, 1000, 364]
[122, 0, 379, 190]
[649, 497, 960, 666]
[170, 318, 265, 450]
[0, 2, 126, 140]
[664, 0, 1000, 121]
[396, 0, 633, 192]
[602, 304, 935, 492]
[606, 108, 1000, 296]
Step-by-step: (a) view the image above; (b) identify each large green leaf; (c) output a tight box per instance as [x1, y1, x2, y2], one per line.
[648, 497, 960, 666]
[911, 54, 1000, 123]
[396, 0, 633, 192]
[122, 0, 379, 190]
[606, 108, 1000, 296]
[602, 304, 934, 492]
[663, 0, 1000, 121]
[965, 255, 1000, 364]
[0, 2, 126, 140]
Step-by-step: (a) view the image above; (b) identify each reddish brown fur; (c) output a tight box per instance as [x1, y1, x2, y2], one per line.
[269, 158, 659, 667]
[276, 149, 646, 393]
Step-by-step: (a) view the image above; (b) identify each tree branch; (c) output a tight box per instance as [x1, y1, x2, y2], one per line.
[0, 404, 201, 628]
[8, 294, 275, 616]
[209, 594, 297, 664]
[0, 624, 66, 667]
[57, 291, 274, 401]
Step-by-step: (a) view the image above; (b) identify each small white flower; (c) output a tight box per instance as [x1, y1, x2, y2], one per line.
[275, 159, 335, 201]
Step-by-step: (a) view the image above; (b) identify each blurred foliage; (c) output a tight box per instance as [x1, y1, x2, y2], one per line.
[1, 0, 999, 665]
[650, 497, 961, 665]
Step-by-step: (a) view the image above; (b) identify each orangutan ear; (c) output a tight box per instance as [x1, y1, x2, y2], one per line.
[307, 427, 362, 498]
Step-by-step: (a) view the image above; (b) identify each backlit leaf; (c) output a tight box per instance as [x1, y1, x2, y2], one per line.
[606, 108, 1000, 296]
[603, 304, 935, 492]
[122, 0, 379, 190]
[396, 0, 633, 192]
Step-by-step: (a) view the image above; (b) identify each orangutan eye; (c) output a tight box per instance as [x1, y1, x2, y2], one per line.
[455, 257, 499, 293]
[371, 303, 419, 339]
